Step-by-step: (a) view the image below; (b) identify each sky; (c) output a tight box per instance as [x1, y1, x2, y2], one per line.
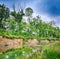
[0, 0, 60, 27]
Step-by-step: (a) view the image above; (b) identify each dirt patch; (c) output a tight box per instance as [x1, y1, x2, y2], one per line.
[0, 36, 23, 53]
[27, 39, 39, 47]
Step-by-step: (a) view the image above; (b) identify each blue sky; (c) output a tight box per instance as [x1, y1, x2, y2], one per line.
[0, 0, 60, 27]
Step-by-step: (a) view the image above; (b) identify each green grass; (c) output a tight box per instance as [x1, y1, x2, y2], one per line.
[0, 47, 41, 59]
[40, 42, 60, 59]
[0, 47, 32, 59]
[0, 28, 60, 40]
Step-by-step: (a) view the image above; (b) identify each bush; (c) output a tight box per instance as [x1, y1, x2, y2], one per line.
[40, 42, 60, 59]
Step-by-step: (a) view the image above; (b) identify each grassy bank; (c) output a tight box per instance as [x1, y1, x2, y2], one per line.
[0, 42, 60, 59]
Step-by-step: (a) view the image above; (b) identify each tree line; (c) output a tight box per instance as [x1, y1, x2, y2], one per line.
[0, 4, 60, 39]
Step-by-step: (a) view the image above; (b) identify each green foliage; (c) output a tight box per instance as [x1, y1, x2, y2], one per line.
[11, 9, 24, 23]
[40, 42, 60, 59]
[0, 4, 9, 28]
[0, 4, 60, 39]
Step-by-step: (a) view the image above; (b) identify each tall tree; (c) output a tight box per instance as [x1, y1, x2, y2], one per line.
[11, 4, 24, 23]
[25, 7, 33, 22]
[0, 4, 9, 28]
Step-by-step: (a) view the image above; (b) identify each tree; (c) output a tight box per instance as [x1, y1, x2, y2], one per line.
[25, 7, 33, 16]
[11, 4, 24, 23]
[25, 7, 33, 22]
[16, 9, 25, 23]
[0, 4, 9, 28]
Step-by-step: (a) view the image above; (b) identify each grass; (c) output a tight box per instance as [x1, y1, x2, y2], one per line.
[0, 29, 60, 59]
[0, 41, 60, 59]
[0, 47, 32, 59]
[40, 42, 60, 59]
[0, 29, 60, 40]
[0, 47, 41, 59]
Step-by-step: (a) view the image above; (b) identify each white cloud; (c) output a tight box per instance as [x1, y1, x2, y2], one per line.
[32, 13, 60, 27]
[54, 16, 60, 27]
